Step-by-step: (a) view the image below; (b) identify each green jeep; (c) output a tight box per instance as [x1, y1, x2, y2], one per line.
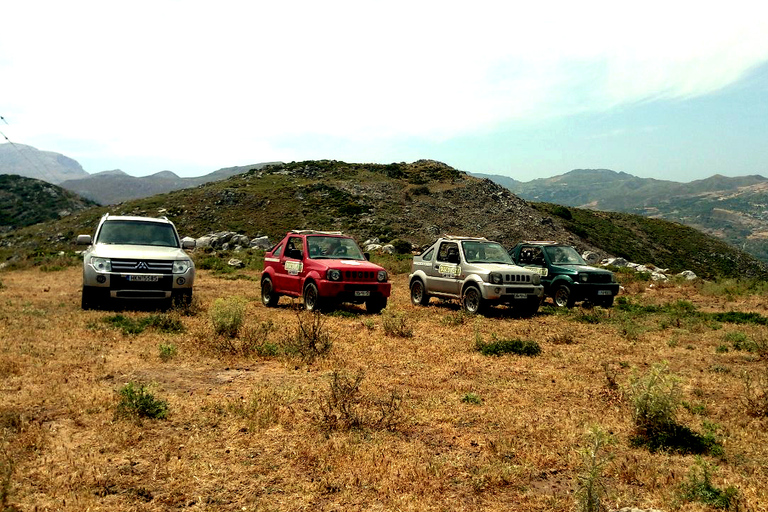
[508, 242, 619, 307]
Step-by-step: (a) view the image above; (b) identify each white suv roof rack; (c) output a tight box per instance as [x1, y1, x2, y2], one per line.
[522, 240, 559, 244]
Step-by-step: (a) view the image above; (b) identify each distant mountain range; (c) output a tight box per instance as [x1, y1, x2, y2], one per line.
[0, 143, 276, 204]
[0, 143, 89, 183]
[473, 169, 768, 262]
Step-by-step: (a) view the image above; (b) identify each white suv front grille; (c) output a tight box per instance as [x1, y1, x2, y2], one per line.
[111, 259, 174, 274]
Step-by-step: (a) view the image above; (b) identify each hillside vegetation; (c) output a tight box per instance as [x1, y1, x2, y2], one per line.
[0, 174, 96, 231]
[1, 160, 766, 280]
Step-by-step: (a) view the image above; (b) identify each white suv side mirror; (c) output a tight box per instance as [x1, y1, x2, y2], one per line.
[77, 235, 92, 245]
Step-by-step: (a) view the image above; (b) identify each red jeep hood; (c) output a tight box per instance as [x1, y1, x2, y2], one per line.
[315, 259, 385, 271]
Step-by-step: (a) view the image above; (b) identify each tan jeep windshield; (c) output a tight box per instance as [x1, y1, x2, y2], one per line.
[462, 241, 514, 264]
[97, 221, 179, 247]
[306, 236, 365, 260]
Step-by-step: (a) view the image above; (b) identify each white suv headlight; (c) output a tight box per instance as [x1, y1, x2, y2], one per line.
[173, 260, 191, 274]
[91, 257, 111, 272]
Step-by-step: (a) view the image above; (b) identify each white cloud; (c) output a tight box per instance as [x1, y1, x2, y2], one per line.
[2, 0, 768, 173]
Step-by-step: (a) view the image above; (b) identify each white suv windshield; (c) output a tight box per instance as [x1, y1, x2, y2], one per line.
[96, 221, 179, 247]
[462, 241, 514, 264]
[307, 236, 365, 260]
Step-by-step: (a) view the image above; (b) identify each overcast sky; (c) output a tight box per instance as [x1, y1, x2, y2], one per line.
[2, 1, 768, 181]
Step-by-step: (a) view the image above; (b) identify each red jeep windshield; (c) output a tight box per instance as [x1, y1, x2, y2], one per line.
[306, 236, 365, 260]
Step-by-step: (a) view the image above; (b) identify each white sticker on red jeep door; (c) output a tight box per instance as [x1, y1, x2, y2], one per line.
[284, 261, 303, 275]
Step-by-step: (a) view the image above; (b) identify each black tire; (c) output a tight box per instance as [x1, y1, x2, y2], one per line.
[553, 284, 575, 308]
[261, 277, 279, 307]
[410, 279, 430, 306]
[303, 282, 322, 312]
[366, 296, 387, 314]
[461, 285, 485, 315]
[81, 286, 97, 310]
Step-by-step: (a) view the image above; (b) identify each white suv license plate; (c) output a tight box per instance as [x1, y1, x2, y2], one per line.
[354, 290, 371, 297]
[127, 275, 160, 282]
[514, 293, 527, 299]
[597, 290, 612, 296]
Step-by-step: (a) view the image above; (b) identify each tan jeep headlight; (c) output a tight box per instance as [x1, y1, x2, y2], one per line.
[531, 274, 541, 285]
[489, 272, 503, 284]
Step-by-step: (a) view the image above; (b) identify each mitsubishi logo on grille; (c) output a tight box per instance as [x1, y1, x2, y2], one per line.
[135, 261, 149, 270]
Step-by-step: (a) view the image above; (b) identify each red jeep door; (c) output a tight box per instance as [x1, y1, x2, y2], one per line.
[279, 236, 305, 296]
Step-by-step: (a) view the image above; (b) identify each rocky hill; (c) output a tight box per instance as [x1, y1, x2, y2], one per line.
[2, 160, 766, 280]
[0, 143, 89, 183]
[0, 175, 97, 231]
[475, 168, 768, 263]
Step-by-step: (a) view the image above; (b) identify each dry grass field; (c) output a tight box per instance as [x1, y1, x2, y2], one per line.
[1, 267, 768, 511]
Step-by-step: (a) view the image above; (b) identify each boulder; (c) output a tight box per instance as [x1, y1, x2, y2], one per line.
[381, 244, 395, 254]
[678, 270, 697, 280]
[250, 236, 272, 249]
[195, 236, 213, 248]
[227, 258, 244, 269]
[230, 234, 250, 248]
[582, 251, 600, 265]
[363, 238, 380, 247]
[365, 244, 383, 252]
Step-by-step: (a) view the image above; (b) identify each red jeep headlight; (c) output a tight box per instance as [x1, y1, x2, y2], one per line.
[327, 269, 341, 281]
[377, 270, 388, 282]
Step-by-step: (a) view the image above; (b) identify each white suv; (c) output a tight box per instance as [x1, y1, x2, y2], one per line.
[77, 214, 195, 309]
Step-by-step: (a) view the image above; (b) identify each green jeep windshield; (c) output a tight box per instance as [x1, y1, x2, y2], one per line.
[307, 236, 366, 260]
[97, 221, 179, 247]
[462, 241, 514, 264]
[544, 246, 586, 265]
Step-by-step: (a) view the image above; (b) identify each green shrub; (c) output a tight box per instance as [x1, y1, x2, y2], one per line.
[628, 362, 681, 434]
[552, 205, 572, 220]
[210, 297, 248, 338]
[679, 458, 738, 509]
[389, 239, 413, 255]
[461, 393, 482, 405]
[381, 308, 413, 338]
[575, 426, 612, 512]
[158, 343, 177, 362]
[101, 314, 185, 335]
[475, 337, 541, 357]
[627, 363, 723, 455]
[114, 382, 168, 420]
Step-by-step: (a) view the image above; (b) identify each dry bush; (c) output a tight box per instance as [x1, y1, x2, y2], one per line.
[227, 384, 297, 431]
[742, 368, 768, 417]
[285, 310, 332, 363]
[319, 370, 406, 432]
[381, 307, 413, 338]
[574, 426, 613, 512]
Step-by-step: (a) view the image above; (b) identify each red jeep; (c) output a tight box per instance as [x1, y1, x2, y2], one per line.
[261, 230, 391, 313]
